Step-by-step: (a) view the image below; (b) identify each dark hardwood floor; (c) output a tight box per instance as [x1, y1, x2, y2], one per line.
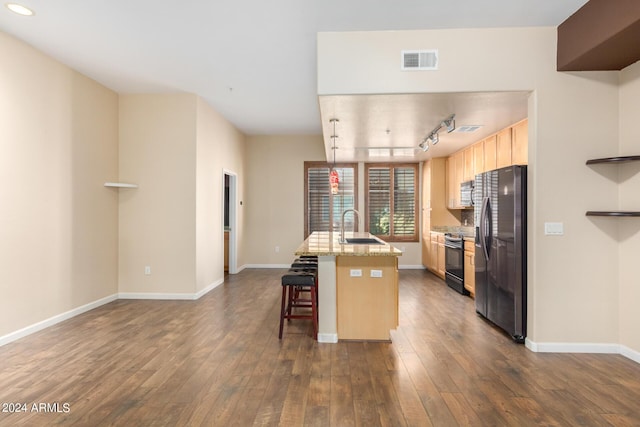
[0, 269, 639, 426]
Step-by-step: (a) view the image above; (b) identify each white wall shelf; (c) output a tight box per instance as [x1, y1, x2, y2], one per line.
[104, 182, 138, 188]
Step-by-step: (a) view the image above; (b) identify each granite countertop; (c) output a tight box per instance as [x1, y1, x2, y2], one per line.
[295, 231, 403, 257]
[430, 226, 475, 239]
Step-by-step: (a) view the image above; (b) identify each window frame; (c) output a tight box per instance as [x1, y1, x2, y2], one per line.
[304, 162, 359, 238]
[364, 162, 419, 242]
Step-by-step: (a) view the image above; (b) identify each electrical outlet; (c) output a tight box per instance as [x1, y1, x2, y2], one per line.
[370, 269, 383, 278]
[145, 266, 151, 275]
[350, 269, 362, 277]
[275, 246, 280, 253]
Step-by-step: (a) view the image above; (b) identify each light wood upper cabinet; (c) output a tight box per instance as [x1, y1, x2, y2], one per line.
[511, 119, 528, 165]
[463, 146, 474, 182]
[484, 135, 497, 172]
[446, 152, 464, 209]
[446, 156, 456, 209]
[473, 142, 484, 176]
[421, 160, 431, 267]
[496, 128, 512, 169]
[421, 158, 459, 269]
[455, 151, 464, 191]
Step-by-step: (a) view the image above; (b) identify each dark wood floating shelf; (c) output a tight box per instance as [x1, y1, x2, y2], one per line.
[586, 155, 640, 165]
[586, 211, 640, 217]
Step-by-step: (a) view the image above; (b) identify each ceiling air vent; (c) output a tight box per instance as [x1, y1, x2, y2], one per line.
[455, 125, 482, 133]
[401, 50, 438, 70]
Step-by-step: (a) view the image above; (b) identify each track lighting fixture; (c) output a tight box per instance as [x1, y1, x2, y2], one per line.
[417, 113, 455, 152]
[441, 114, 456, 133]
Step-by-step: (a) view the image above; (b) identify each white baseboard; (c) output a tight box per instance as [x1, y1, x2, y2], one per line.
[0, 293, 118, 347]
[243, 264, 290, 269]
[119, 277, 227, 301]
[118, 292, 198, 300]
[317, 333, 338, 343]
[526, 339, 640, 364]
[194, 278, 225, 299]
[620, 345, 640, 364]
[398, 265, 426, 270]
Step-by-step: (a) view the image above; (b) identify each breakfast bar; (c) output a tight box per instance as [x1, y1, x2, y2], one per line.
[294, 231, 402, 343]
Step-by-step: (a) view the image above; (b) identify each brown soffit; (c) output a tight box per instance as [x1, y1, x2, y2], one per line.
[557, 0, 640, 71]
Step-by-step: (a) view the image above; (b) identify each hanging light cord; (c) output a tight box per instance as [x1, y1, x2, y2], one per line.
[330, 118, 338, 168]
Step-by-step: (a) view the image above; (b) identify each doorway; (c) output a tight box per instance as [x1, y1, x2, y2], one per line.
[223, 170, 238, 274]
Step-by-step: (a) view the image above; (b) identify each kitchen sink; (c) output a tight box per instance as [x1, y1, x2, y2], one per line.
[345, 237, 384, 245]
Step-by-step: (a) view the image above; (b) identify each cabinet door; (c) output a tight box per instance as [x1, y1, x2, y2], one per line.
[511, 119, 528, 165]
[484, 135, 497, 172]
[455, 151, 464, 202]
[437, 243, 445, 278]
[446, 156, 456, 209]
[496, 128, 512, 169]
[464, 250, 475, 295]
[429, 240, 438, 271]
[446, 151, 464, 209]
[463, 146, 474, 182]
[473, 142, 484, 175]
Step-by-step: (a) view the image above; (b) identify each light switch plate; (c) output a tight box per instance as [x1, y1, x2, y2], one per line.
[370, 270, 383, 278]
[544, 222, 564, 235]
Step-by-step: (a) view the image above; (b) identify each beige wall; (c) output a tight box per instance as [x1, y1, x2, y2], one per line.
[0, 31, 119, 337]
[318, 28, 629, 352]
[118, 94, 197, 296]
[619, 61, 640, 355]
[119, 94, 246, 297]
[195, 98, 246, 291]
[245, 135, 325, 265]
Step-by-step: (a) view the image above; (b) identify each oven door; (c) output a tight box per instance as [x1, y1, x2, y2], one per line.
[444, 239, 467, 294]
[444, 243, 464, 280]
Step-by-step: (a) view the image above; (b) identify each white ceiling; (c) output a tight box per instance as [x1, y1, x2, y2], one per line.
[0, 0, 588, 161]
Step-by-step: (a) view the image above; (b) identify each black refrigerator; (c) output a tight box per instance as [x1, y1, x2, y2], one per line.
[474, 165, 527, 343]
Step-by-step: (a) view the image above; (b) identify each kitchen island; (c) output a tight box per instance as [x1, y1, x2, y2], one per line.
[295, 231, 402, 342]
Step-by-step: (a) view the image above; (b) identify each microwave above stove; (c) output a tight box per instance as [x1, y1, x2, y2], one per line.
[460, 180, 474, 207]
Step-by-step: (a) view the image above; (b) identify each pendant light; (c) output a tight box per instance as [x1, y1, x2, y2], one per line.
[329, 118, 340, 195]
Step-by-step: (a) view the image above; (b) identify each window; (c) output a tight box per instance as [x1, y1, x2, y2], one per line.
[365, 163, 418, 242]
[304, 162, 358, 238]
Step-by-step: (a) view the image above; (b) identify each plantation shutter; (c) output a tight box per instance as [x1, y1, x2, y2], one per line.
[305, 163, 357, 238]
[393, 167, 416, 237]
[365, 163, 418, 242]
[367, 168, 391, 236]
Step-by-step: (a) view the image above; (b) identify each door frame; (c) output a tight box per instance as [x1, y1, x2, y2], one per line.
[223, 169, 238, 274]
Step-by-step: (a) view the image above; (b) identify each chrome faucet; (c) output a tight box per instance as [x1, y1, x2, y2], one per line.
[340, 208, 360, 244]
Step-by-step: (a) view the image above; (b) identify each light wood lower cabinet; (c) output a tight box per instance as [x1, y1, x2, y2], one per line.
[437, 234, 445, 279]
[336, 256, 398, 341]
[464, 240, 475, 296]
[429, 238, 438, 272]
[426, 232, 445, 279]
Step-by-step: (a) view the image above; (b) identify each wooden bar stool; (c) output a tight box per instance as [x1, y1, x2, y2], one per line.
[279, 270, 318, 340]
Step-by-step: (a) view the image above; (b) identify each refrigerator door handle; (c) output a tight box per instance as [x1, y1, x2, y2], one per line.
[480, 196, 490, 261]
